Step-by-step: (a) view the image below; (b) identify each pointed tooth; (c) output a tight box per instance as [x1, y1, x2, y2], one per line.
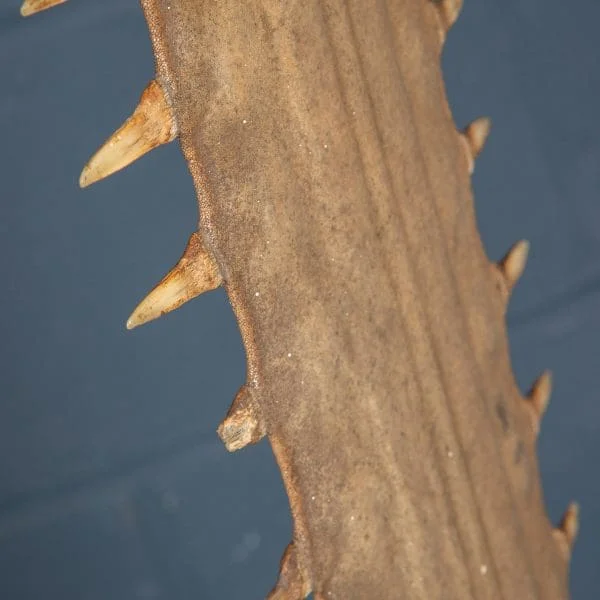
[126, 232, 221, 330]
[20, 0, 67, 16]
[79, 80, 176, 188]
[553, 502, 579, 560]
[526, 370, 552, 434]
[465, 117, 492, 160]
[217, 386, 266, 452]
[267, 542, 311, 600]
[561, 502, 580, 546]
[460, 117, 492, 174]
[499, 239, 530, 290]
[435, 0, 463, 41]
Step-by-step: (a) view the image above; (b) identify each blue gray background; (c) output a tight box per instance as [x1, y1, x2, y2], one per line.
[1, 0, 598, 598]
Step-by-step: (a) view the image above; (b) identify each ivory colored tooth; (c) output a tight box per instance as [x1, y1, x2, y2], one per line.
[493, 240, 529, 308]
[126, 232, 221, 330]
[217, 386, 266, 452]
[553, 502, 579, 560]
[460, 117, 492, 174]
[499, 239, 530, 290]
[435, 0, 463, 41]
[20, 0, 67, 16]
[267, 542, 311, 600]
[79, 80, 176, 188]
[526, 370, 552, 434]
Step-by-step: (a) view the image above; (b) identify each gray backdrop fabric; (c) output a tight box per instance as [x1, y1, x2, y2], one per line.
[1, 1, 598, 598]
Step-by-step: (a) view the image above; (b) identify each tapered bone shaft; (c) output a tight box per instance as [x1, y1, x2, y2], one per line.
[126, 232, 222, 330]
[80, 80, 176, 187]
[135, 1, 573, 597]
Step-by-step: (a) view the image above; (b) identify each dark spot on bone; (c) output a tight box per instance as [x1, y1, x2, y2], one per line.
[495, 399, 509, 434]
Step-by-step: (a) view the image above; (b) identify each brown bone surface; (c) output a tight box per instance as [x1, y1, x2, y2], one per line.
[138, 1, 569, 598]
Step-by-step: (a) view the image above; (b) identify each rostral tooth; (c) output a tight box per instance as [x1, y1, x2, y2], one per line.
[79, 80, 176, 188]
[460, 116, 492, 174]
[217, 386, 266, 452]
[526, 370, 552, 435]
[434, 0, 463, 42]
[498, 239, 530, 292]
[267, 542, 310, 600]
[126, 232, 222, 330]
[553, 502, 580, 560]
[20, 0, 67, 17]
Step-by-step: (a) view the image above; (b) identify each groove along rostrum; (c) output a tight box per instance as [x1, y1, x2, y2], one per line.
[22, 1, 580, 598]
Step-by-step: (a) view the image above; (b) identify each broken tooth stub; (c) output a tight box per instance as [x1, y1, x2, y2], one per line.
[20, 0, 67, 17]
[126, 232, 222, 330]
[217, 386, 266, 452]
[79, 79, 177, 188]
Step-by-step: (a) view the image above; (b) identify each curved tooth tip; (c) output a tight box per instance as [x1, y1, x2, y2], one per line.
[217, 386, 265, 452]
[79, 79, 176, 188]
[20, 0, 67, 16]
[437, 0, 464, 31]
[499, 239, 530, 289]
[554, 502, 580, 558]
[267, 542, 310, 600]
[126, 232, 222, 330]
[528, 370, 552, 423]
[464, 117, 492, 158]
[461, 117, 492, 173]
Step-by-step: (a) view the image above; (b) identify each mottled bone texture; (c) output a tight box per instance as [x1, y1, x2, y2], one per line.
[141, 1, 569, 598]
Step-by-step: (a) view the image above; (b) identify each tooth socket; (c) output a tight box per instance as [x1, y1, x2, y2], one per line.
[217, 386, 266, 452]
[267, 542, 310, 600]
